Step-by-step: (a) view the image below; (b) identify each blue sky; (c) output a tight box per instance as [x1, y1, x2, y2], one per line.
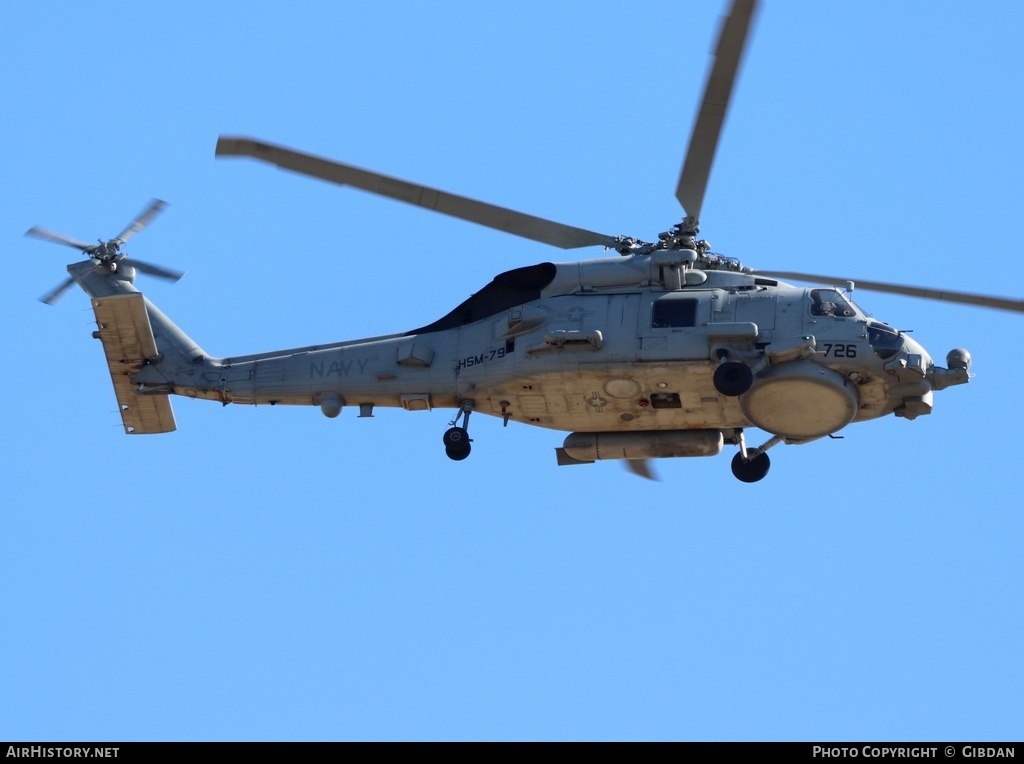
[2, 0, 1022, 741]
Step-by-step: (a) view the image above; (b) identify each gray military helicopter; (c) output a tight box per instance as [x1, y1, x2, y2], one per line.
[29, 0, 1023, 481]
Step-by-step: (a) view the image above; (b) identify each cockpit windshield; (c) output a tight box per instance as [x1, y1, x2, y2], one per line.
[810, 289, 857, 318]
[867, 322, 904, 359]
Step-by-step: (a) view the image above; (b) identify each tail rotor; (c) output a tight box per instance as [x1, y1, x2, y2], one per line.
[27, 199, 184, 304]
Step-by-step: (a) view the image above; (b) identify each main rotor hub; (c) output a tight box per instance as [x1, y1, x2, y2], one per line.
[612, 218, 745, 272]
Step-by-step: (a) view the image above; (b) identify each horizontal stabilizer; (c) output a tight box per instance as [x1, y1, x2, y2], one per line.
[91, 294, 176, 434]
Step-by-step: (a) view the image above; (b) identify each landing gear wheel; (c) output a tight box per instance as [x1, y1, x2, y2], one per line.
[443, 404, 474, 461]
[714, 362, 753, 397]
[443, 427, 470, 450]
[446, 443, 472, 461]
[731, 451, 770, 483]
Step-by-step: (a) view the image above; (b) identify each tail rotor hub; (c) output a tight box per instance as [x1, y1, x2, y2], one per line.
[26, 199, 184, 305]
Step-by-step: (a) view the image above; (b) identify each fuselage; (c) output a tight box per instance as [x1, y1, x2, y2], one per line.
[109, 254, 964, 440]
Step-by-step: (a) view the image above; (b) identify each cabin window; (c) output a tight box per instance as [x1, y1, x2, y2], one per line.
[652, 298, 698, 328]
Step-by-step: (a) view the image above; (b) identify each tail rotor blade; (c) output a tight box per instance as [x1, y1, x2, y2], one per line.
[757, 270, 1024, 314]
[675, 0, 758, 225]
[115, 199, 167, 243]
[130, 258, 185, 283]
[25, 226, 93, 252]
[31, 201, 181, 302]
[39, 275, 78, 305]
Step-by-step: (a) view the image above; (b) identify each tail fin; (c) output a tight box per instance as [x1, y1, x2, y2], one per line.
[91, 293, 177, 434]
[78, 259, 212, 434]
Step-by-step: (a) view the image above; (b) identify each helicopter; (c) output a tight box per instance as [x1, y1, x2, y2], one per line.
[28, 0, 1024, 482]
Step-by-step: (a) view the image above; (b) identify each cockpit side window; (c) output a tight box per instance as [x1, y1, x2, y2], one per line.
[810, 289, 856, 318]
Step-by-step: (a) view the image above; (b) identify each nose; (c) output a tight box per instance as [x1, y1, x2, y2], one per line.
[900, 334, 933, 373]
[880, 333, 935, 420]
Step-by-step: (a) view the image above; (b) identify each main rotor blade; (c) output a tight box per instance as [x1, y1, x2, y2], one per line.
[129, 258, 185, 282]
[39, 275, 77, 305]
[216, 136, 619, 250]
[25, 226, 92, 252]
[758, 270, 1024, 314]
[625, 459, 658, 481]
[675, 0, 758, 224]
[115, 199, 167, 243]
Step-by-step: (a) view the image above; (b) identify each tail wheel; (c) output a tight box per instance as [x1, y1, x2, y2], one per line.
[446, 443, 472, 461]
[443, 427, 470, 449]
